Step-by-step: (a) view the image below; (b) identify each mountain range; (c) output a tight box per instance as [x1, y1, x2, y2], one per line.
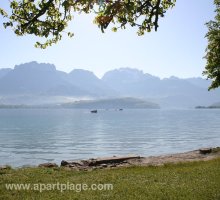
[0, 61, 219, 108]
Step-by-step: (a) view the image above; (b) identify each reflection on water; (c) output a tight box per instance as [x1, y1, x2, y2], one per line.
[0, 109, 220, 166]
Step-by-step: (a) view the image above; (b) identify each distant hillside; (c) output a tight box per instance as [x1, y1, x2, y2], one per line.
[185, 77, 211, 89]
[198, 102, 220, 109]
[0, 68, 12, 79]
[61, 97, 160, 109]
[102, 68, 220, 108]
[102, 68, 160, 97]
[195, 100, 220, 109]
[0, 62, 74, 95]
[67, 69, 117, 97]
[0, 62, 220, 108]
[0, 62, 116, 98]
[211, 102, 220, 108]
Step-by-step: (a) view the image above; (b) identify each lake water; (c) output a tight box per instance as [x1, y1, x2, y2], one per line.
[0, 109, 220, 167]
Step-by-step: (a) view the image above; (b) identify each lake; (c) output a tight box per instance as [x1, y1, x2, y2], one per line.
[0, 109, 219, 167]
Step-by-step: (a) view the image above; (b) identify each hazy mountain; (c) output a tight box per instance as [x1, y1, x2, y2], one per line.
[102, 68, 161, 97]
[0, 62, 88, 96]
[67, 69, 117, 97]
[209, 101, 220, 108]
[0, 62, 219, 108]
[102, 68, 220, 108]
[0, 62, 67, 94]
[0, 68, 12, 79]
[185, 77, 211, 89]
[0, 62, 117, 98]
[102, 68, 198, 97]
[62, 97, 159, 109]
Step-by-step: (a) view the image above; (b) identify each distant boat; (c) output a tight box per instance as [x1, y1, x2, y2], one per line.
[119, 109, 123, 111]
[91, 110, 97, 113]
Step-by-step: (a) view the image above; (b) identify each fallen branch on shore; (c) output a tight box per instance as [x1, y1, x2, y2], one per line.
[60, 147, 220, 170]
[61, 155, 141, 170]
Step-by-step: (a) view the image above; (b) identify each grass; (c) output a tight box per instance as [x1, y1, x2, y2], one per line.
[0, 158, 220, 200]
[212, 147, 220, 153]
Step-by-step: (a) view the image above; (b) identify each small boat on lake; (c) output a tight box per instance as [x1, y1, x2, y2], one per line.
[91, 110, 97, 113]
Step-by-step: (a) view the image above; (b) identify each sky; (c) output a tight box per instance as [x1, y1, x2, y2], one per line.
[0, 0, 216, 78]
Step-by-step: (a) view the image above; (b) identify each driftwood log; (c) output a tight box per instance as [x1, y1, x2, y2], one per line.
[61, 156, 141, 168]
[199, 148, 212, 154]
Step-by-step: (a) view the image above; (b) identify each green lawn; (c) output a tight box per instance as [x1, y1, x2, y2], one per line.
[1, 158, 220, 200]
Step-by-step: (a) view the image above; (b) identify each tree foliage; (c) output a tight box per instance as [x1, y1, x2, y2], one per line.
[203, 0, 220, 90]
[0, 0, 175, 48]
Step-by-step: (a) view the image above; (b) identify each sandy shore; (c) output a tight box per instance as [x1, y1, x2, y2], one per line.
[1, 147, 219, 170]
[132, 147, 220, 166]
[47, 147, 220, 170]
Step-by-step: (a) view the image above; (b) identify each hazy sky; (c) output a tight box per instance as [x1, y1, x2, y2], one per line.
[0, 1, 215, 78]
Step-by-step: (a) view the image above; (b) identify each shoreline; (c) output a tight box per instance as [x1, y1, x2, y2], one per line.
[1, 150, 219, 200]
[59, 147, 220, 170]
[1, 147, 220, 170]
